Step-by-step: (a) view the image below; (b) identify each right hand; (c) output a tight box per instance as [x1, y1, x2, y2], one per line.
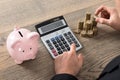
[95, 5, 120, 31]
[54, 43, 83, 76]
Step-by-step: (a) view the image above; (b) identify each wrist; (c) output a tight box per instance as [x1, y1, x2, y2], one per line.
[51, 74, 78, 80]
[56, 69, 76, 76]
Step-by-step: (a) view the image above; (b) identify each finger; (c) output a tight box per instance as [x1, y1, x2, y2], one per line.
[96, 17, 110, 25]
[95, 5, 110, 16]
[95, 5, 105, 15]
[78, 54, 83, 68]
[69, 43, 76, 54]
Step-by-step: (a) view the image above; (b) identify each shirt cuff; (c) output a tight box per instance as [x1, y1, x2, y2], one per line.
[51, 74, 78, 80]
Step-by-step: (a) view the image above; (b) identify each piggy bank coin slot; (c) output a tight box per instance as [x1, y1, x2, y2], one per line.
[18, 31, 23, 37]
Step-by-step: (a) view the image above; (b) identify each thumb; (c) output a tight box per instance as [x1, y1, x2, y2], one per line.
[78, 54, 83, 68]
[96, 17, 110, 26]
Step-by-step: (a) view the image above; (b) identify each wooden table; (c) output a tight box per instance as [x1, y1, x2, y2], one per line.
[0, 0, 120, 80]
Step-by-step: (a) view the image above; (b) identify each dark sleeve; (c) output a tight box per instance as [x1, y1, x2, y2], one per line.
[51, 74, 78, 80]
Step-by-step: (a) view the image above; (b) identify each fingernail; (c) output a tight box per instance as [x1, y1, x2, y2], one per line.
[94, 15, 98, 18]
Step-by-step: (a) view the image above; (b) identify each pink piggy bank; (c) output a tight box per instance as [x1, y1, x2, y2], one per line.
[6, 27, 39, 64]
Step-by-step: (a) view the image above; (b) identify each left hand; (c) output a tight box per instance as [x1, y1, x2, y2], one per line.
[95, 5, 120, 31]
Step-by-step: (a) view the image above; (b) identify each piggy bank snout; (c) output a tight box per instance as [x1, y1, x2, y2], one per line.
[11, 38, 38, 56]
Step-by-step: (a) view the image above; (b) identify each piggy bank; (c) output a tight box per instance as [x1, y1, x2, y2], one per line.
[6, 27, 39, 64]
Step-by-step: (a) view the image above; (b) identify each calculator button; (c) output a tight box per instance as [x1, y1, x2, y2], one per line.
[63, 48, 67, 52]
[74, 40, 79, 45]
[46, 40, 54, 50]
[51, 38, 56, 43]
[67, 47, 70, 51]
[72, 40, 80, 47]
[68, 32, 74, 38]
[59, 35, 63, 38]
[74, 40, 78, 44]
[52, 49, 58, 56]
[51, 49, 54, 52]
[69, 41, 73, 45]
[65, 36, 70, 39]
[64, 33, 68, 36]
[51, 39, 57, 44]
[58, 50, 63, 54]
[76, 44, 80, 47]
[57, 40, 61, 42]
[68, 39, 72, 42]
[61, 38, 65, 41]
[55, 36, 60, 42]
[69, 34, 74, 38]
[68, 40, 73, 45]
[53, 41, 57, 44]
[59, 35, 65, 41]
[71, 37, 75, 41]
[62, 39, 65, 42]
[55, 36, 59, 40]
[59, 42, 63, 46]
[68, 32, 72, 34]
[62, 40, 67, 44]
[53, 52, 58, 56]
[47, 42, 52, 46]
[49, 45, 54, 50]
[61, 45, 65, 49]
[56, 47, 61, 51]
[46, 40, 50, 43]
[51, 38, 55, 41]
[65, 44, 69, 47]
[55, 44, 59, 47]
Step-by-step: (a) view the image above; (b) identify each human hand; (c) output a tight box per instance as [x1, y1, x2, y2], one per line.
[54, 43, 83, 76]
[95, 5, 120, 31]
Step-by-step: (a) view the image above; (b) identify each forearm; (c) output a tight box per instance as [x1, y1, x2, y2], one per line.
[51, 74, 78, 80]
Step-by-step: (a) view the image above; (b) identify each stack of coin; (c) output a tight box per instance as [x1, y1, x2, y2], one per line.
[73, 13, 98, 38]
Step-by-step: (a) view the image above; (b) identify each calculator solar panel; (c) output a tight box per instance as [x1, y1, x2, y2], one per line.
[35, 16, 82, 58]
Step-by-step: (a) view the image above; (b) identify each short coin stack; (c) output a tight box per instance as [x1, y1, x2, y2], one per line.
[74, 13, 98, 37]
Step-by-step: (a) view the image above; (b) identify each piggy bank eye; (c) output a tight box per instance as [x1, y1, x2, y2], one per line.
[22, 50, 25, 52]
[30, 48, 32, 50]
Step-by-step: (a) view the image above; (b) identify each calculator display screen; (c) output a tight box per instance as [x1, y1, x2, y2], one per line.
[38, 19, 66, 35]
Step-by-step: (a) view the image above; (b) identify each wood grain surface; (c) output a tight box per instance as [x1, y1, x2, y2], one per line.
[0, 0, 120, 80]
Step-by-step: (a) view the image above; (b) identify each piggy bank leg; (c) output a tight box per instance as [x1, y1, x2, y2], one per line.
[15, 60, 23, 64]
[31, 56, 36, 60]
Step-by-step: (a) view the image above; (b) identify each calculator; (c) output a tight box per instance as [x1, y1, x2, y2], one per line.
[35, 16, 82, 58]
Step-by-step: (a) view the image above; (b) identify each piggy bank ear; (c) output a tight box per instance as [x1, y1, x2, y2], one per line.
[11, 40, 21, 49]
[27, 32, 39, 40]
